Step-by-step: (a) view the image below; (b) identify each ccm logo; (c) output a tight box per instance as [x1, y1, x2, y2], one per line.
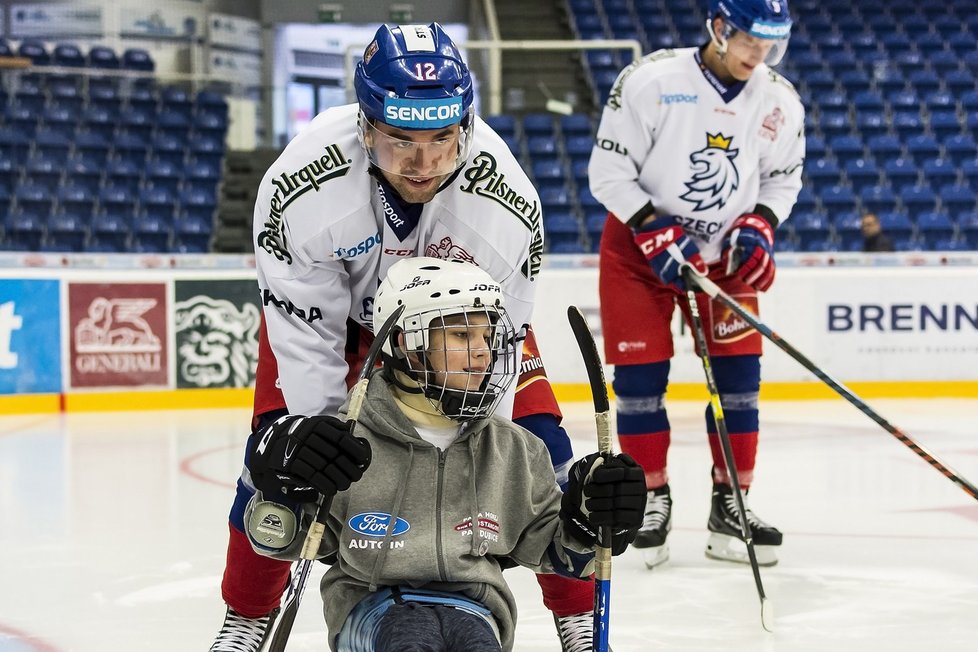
[638, 230, 675, 255]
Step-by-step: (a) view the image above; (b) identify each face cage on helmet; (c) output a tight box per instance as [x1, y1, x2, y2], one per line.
[398, 305, 518, 422]
[357, 107, 475, 179]
[706, 17, 790, 66]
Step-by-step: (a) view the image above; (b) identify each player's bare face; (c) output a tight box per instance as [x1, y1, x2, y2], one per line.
[425, 313, 493, 392]
[369, 121, 460, 203]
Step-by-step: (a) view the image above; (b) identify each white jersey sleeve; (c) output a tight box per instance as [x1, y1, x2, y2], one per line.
[755, 70, 806, 225]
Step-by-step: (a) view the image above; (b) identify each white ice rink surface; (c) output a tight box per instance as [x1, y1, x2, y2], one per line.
[2, 398, 977, 651]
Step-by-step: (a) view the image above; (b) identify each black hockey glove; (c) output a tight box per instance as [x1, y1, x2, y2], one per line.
[249, 415, 372, 502]
[560, 452, 646, 556]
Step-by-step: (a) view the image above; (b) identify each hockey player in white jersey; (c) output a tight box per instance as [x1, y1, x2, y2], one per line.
[210, 23, 599, 652]
[588, 0, 804, 569]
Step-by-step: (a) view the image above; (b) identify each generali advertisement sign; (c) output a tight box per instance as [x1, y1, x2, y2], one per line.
[68, 282, 168, 388]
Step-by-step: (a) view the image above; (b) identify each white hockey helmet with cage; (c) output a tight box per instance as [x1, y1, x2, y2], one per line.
[372, 257, 520, 421]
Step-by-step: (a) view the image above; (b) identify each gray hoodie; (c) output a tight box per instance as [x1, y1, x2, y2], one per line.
[246, 372, 594, 651]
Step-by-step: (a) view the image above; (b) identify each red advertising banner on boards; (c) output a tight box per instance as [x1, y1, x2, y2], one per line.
[68, 282, 169, 388]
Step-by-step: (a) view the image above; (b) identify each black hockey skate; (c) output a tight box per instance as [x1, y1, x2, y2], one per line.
[705, 483, 782, 566]
[630, 484, 672, 569]
[209, 606, 278, 652]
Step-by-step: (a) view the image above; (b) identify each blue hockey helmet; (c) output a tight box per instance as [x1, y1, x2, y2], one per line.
[355, 23, 475, 176]
[708, 0, 792, 65]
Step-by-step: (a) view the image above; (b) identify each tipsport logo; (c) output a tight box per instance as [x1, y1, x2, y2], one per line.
[0, 301, 23, 370]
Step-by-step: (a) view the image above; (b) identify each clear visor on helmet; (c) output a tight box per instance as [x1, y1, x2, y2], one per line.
[400, 305, 518, 421]
[709, 18, 791, 66]
[359, 107, 475, 179]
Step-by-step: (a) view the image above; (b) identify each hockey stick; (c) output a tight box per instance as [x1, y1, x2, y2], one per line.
[267, 304, 405, 652]
[689, 271, 978, 503]
[567, 306, 613, 652]
[680, 268, 774, 633]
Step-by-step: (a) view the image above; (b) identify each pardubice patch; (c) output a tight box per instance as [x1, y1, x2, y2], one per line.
[459, 151, 543, 280]
[257, 144, 353, 264]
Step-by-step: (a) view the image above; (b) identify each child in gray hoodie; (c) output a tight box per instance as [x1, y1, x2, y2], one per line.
[245, 257, 645, 651]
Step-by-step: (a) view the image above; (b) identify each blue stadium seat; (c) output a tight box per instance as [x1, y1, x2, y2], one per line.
[942, 134, 977, 165]
[905, 135, 941, 163]
[961, 157, 978, 188]
[829, 135, 864, 162]
[6, 207, 46, 250]
[0, 38, 10, 57]
[845, 158, 880, 192]
[876, 69, 907, 95]
[928, 110, 962, 140]
[806, 158, 842, 185]
[53, 43, 85, 67]
[945, 69, 977, 94]
[895, 52, 927, 75]
[804, 70, 836, 93]
[88, 45, 120, 69]
[878, 210, 914, 241]
[882, 156, 918, 187]
[105, 157, 143, 194]
[113, 132, 151, 161]
[887, 90, 919, 112]
[805, 134, 827, 159]
[484, 115, 516, 137]
[939, 183, 977, 215]
[45, 209, 88, 251]
[499, 134, 520, 157]
[99, 185, 135, 216]
[33, 127, 73, 160]
[849, 32, 878, 55]
[838, 69, 871, 93]
[17, 39, 50, 65]
[122, 48, 155, 72]
[859, 183, 898, 214]
[794, 186, 817, 212]
[522, 113, 556, 137]
[916, 210, 956, 247]
[526, 136, 557, 159]
[539, 186, 571, 211]
[23, 155, 63, 193]
[908, 69, 941, 95]
[851, 90, 884, 111]
[792, 211, 831, 247]
[948, 31, 977, 54]
[560, 113, 592, 136]
[564, 135, 593, 163]
[928, 51, 960, 75]
[915, 32, 946, 54]
[577, 186, 602, 211]
[892, 111, 924, 138]
[814, 90, 847, 110]
[820, 184, 857, 214]
[920, 157, 958, 188]
[180, 186, 217, 217]
[532, 159, 567, 191]
[157, 109, 192, 139]
[854, 111, 887, 139]
[959, 211, 978, 247]
[145, 158, 183, 194]
[834, 212, 864, 249]
[139, 186, 177, 222]
[819, 110, 850, 138]
[899, 184, 938, 214]
[90, 211, 130, 251]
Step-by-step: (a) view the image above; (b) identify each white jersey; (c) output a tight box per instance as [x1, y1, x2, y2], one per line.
[255, 104, 544, 417]
[588, 47, 806, 262]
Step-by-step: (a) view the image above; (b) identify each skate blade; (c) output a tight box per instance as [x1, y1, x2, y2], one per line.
[705, 532, 778, 566]
[642, 544, 670, 569]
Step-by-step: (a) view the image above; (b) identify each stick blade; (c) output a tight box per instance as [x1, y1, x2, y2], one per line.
[761, 597, 775, 633]
[267, 599, 298, 652]
[566, 306, 609, 413]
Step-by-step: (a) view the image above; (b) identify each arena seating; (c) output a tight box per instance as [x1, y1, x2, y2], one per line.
[0, 41, 227, 252]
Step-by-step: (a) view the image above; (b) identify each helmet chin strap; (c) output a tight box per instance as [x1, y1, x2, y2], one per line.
[706, 17, 730, 62]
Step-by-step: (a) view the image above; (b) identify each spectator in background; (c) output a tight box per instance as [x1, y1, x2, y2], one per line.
[861, 212, 894, 252]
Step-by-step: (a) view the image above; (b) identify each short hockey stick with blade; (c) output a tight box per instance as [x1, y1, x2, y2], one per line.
[689, 270, 978, 503]
[567, 305, 614, 652]
[267, 304, 405, 652]
[680, 267, 774, 632]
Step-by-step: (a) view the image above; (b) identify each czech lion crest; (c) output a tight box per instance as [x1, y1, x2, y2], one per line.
[680, 132, 740, 211]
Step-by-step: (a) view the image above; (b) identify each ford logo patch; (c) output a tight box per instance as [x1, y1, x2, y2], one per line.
[348, 512, 411, 537]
